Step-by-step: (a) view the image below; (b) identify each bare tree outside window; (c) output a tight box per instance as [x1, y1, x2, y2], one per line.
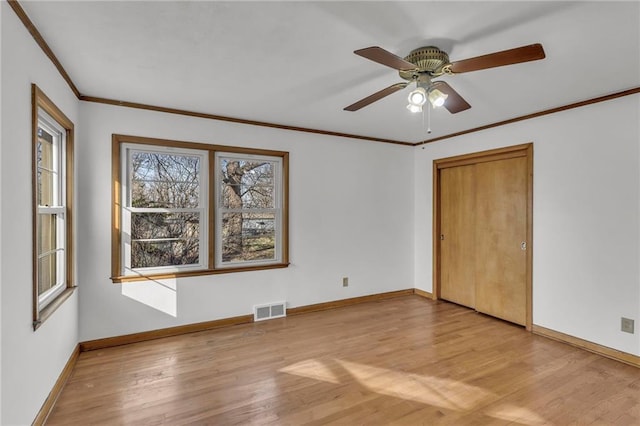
[219, 158, 277, 263]
[129, 152, 202, 268]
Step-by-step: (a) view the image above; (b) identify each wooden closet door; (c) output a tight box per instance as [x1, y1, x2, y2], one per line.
[440, 165, 476, 309]
[474, 157, 528, 325]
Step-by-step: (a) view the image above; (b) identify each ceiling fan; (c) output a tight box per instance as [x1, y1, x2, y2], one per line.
[344, 43, 545, 113]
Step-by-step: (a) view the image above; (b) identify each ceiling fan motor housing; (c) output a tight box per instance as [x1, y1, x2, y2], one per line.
[399, 46, 450, 80]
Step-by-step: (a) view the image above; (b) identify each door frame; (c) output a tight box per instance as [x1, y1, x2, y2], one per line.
[432, 143, 534, 330]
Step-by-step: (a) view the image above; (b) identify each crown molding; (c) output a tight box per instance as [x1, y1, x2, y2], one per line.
[79, 95, 413, 146]
[7, 0, 80, 98]
[417, 87, 640, 146]
[8, 0, 640, 148]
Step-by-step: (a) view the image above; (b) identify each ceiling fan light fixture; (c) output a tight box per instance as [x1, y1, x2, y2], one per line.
[406, 103, 423, 113]
[407, 87, 427, 106]
[428, 88, 448, 108]
[345, 43, 544, 112]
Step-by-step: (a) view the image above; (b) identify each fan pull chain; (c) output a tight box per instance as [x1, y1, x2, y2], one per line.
[421, 103, 432, 135]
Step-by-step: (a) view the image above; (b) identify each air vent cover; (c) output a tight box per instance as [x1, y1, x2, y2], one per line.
[253, 302, 286, 322]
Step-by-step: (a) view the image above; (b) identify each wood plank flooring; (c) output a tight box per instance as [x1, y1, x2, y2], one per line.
[46, 296, 640, 425]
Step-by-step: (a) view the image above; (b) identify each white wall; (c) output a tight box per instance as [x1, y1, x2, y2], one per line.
[77, 102, 415, 341]
[1, 3, 80, 425]
[415, 95, 640, 356]
[0, 3, 4, 423]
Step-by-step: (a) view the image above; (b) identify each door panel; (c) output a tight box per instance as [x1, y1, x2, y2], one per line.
[440, 165, 476, 308]
[474, 157, 527, 325]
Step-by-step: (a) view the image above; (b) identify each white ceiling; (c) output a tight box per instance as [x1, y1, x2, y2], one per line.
[19, 1, 640, 143]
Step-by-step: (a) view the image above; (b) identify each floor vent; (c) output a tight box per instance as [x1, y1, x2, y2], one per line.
[254, 302, 287, 322]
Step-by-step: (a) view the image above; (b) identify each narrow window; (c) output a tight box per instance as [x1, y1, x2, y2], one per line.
[32, 85, 75, 329]
[216, 153, 283, 268]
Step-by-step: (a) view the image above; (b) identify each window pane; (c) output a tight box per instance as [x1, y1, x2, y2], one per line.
[131, 212, 200, 268]
[37, 127, 56, 206]
[132, 240, 200, 268]
[38, 253, 57, 296]
[220, 160, 274, 209]
[37, 214, 57, 254]
[37, 169, 55, 206]
[221, 212, 275, 262]
[37, 127, 54, 169]
[131, 152, 200, 208]
[131, 212, 200, 239]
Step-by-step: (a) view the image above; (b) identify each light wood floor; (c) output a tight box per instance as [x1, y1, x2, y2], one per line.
[47, 296, 640, 425]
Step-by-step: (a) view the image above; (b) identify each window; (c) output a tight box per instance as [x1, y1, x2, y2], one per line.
[32, 84, 75, 329]
[121, 144, 208, 275]
[112, 135, 288, 282]
[216, 153, 284, 268]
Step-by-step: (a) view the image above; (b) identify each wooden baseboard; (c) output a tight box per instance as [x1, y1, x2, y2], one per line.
[287, 289, 415, 316]
[80, 289, 417, 351]
[532, 325, 640, 368]
[32, 344, 80, 426]
[77, 293, 640, 370]
[413, 288, 434, 299]
[80, 314, 254, 352]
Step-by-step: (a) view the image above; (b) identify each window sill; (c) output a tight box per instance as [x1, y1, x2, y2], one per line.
[34, 286, 77, 331]
[111, 262, 290, 283]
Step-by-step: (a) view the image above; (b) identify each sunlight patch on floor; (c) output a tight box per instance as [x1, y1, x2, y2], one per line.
[484, 403, 547, 425]
[336, 359, 494, 411]
[280, 357, 493, 411]
[279, 358, 550, 424]
[279, 358, 341, 384]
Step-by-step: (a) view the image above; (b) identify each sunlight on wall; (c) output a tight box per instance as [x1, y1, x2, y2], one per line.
[121, 279, 177, 317]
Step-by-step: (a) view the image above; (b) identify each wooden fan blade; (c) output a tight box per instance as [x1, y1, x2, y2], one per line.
[447, 43, 545, 74]
[344, 82, 408, 111]
[432, 81, 471, 114]
[354, 47, 417, 71]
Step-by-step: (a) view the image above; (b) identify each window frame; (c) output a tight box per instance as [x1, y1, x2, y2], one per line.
[111, 135, 289, 283]
[120, 143, 209, 276]
[32, 84, 75, 330]
[36, 110, 67, 305]
[214, 152, 284, 269]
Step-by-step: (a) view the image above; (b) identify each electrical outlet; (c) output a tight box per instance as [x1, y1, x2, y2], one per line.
[342, 277, 349, 287]
[621, 317, 635, 334]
